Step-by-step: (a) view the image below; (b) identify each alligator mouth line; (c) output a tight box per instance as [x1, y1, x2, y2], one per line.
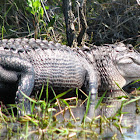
[130, 57, 140, 65]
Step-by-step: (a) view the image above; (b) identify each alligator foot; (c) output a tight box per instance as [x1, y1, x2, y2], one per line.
[15, 98, 31, 117]
[83, 91, 99, 121]
[87, 102, 98, 119]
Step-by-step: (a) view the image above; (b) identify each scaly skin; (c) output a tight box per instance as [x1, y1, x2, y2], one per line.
[0, 38, 98, 116]
[1, 38, 140, 117]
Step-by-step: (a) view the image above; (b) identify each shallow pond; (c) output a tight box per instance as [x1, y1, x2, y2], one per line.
[0, 96, 140, 140]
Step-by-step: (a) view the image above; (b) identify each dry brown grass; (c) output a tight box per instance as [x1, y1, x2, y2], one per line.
[87, 1, 140, 46]
[0, 0, 139, 47]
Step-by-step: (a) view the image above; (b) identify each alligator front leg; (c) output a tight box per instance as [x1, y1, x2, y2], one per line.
[87, 82, 98, 118]
[15, 70, 35, 116]
[0, 55, 35, 116]
[85, 68, 99, 119]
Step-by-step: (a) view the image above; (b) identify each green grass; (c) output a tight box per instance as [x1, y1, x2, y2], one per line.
[0, 0, 140, 139]
[0, 86, 140, 139]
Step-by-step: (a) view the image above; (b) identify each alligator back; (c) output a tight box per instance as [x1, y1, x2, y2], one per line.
[0, 38, 96, 93]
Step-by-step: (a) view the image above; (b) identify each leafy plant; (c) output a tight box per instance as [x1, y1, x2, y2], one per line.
[26, 0, 49, 38]
[26, 0, 47, 18]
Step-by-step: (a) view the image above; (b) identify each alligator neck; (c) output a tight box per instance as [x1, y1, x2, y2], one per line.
[93, 46, 126, 96]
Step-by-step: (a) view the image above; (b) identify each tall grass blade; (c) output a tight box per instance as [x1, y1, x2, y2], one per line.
[50, 88, 73, 103]
[38, 83, 44, 100]
[20, 90, 36, 103]
[2, 26, 4, 39]
[114, 81, 129, 97]
[131, 79, 140, 84]
[123, 96, 140, 106]
[46, 79, 49, 103]
[82, 92, 91, 123]
[76, 88, 78, 105]
[25, 121, 29, 140]
[95, 91, 106, 110]
[61, 99, 69, 107]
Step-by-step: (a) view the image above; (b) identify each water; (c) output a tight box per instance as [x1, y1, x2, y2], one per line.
[55, 98, 140, 140]
[0, 97, 140, 139]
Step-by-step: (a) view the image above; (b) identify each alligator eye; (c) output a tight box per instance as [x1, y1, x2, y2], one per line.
[127, 44, 133, 50]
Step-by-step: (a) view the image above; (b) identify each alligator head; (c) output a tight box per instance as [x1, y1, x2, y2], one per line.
[114, 43, 140, 86]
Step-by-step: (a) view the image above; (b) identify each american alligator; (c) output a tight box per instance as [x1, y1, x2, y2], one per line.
[0, 38, 140, 116]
